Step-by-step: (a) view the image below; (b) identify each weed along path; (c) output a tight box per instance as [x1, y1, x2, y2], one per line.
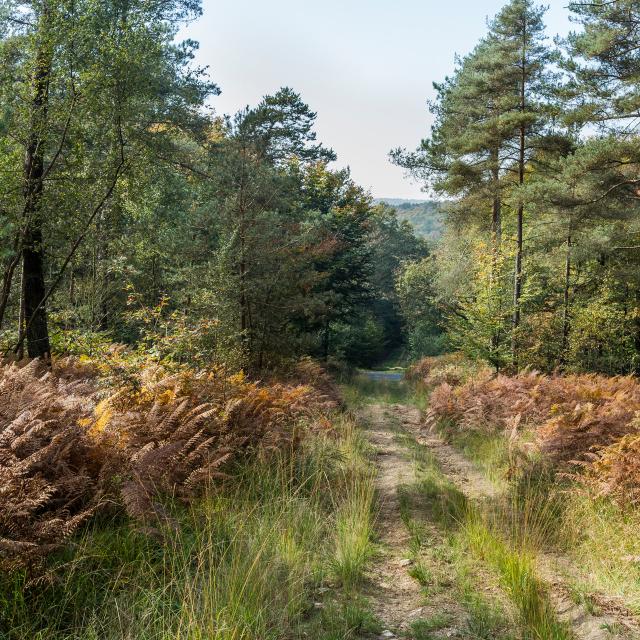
[359, 394, 640, 640]
[409, 419, 640, 640]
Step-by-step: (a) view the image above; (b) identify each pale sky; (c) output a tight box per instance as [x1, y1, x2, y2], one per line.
[183, 1, 572, 199]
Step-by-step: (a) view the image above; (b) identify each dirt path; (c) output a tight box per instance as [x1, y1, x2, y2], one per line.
[360, 403, 505, 639]
[360, 404, 426, 635]
[360, 399, 640, 640]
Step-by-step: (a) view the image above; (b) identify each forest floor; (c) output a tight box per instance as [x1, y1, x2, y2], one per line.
[354, 379, 640, 640]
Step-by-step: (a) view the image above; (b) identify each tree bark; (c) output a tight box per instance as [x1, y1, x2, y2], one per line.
[22, 4, 53, 359]
[16, 258, 25, 360]
[22, 228, 50, 358]
[561, 233, 572, 360]
[0, 250, 21, 331]
[490, 148, 502, 360]
[238, 148, 250, 357]
[491, 148, 502, 249]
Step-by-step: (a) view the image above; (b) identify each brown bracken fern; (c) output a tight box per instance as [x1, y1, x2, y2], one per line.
[419, 356, 640, 503]
[0, 357, 338, 570]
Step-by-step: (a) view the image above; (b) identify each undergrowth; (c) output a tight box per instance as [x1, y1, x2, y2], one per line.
[342, 372, 427, 408]
[0, 356, 340, 569]
[0, 408, 379, 639]
[411, 353, 640, 616]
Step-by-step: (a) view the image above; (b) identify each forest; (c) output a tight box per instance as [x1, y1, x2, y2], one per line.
[393, 0, 640, 375]
[0, 0, 428, 370]
[3, 1, 640, 639]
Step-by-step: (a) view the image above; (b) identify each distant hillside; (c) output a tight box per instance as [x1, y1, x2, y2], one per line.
[375, 198, 444, 241]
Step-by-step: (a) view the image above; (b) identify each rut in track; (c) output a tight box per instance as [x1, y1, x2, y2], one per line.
[360, 403, 504, 639]
[361, 403, 425, 633]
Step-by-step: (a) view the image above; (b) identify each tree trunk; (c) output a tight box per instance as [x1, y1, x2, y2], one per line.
[0, 250, 21, 331]
[98, 213, 111, 331]
[489, 149, 502, 360]
[238, 149, 250, 357]
[22, 227, 50, 358]
[21, 4, 53, 359]
[561, 233, 572, 360]
[512, 201, 523, 333]
[491, 149, 502, 249]
[492, 197, 502, 249]
[16, 259, 25, 360]
[323, 318, 330, 362]
[512, 25, 527, 368]
[239, 219, 247, 336]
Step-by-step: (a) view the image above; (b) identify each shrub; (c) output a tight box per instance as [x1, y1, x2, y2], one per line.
[405, 352, 489, 389]
[425, 366, 640, 473]
[0, 355, 337, 570]
[579, 432, 640, 506]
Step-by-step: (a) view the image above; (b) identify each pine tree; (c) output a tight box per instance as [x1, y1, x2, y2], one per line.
[487, 0, 558, 364]
[394, 0, 559, 367]
[567, 0, 640, 127]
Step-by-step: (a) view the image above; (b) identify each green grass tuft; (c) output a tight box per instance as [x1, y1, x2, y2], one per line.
[0, 415, 379, 640]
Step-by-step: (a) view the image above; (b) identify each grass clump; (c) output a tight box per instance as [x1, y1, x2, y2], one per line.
[462, 516, 572, 640]
[0, 414, 379, 640]
[303, 599, 382, 640]
[342, 373, 426, 408]
[411, 612, 453, 637]
[407, 561, 432, 586]
[445, 430, 512, 489]
[397, 428, 572, 640]
[331, 466, 376, 589]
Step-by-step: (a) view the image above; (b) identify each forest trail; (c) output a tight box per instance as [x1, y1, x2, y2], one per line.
[360, 403, 500, 639]
[361, 400, 640, 640]
[360, 404, 426, 635]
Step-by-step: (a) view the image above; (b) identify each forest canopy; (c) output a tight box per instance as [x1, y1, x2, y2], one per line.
[4, 0, 640, 376]
[393, 0, 640, 375]
[0, 0, 427, 370]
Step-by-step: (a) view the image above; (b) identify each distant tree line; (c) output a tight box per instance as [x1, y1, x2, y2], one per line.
[378, 200, 444, 242]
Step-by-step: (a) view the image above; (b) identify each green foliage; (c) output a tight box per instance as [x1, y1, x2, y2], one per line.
[376, 199, 444, 241]
[395, 256, 447, 358]
[395, 0, 640, 376]
[568, 294, 639, 374]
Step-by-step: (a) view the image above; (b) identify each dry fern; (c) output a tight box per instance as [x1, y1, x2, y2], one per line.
[426, 366, 640, 486]
[0, 356, 335, 570]
[579, 432, 640, 506]
[0, 360, 104, 570]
